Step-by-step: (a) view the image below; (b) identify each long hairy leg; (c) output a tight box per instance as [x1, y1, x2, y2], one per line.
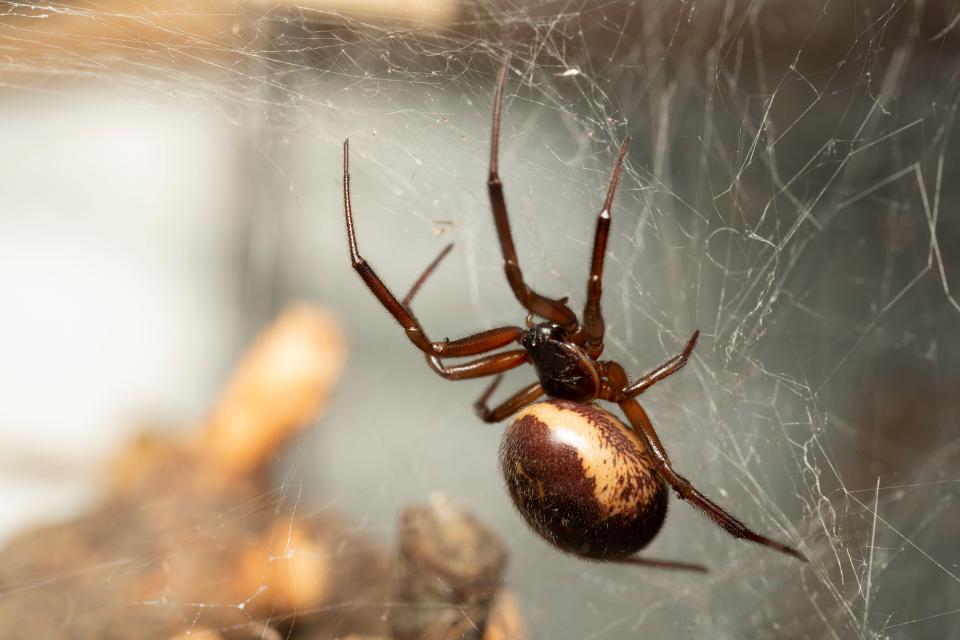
[619, 398, 806, 561]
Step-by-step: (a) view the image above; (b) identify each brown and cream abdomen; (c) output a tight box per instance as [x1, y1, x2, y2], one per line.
[499, 400, 668, 560]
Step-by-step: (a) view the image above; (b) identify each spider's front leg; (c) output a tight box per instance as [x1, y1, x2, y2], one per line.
[487, 57, 578, 330]
[342, 139, 524, 359]
[580, 136, 631, 357]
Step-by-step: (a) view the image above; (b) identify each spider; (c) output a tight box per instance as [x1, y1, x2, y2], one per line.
[341, 58, 805, 570]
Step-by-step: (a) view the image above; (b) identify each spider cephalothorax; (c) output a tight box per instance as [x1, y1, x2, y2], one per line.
[520, 322, 599, 403]
[341, 56, 805, 570]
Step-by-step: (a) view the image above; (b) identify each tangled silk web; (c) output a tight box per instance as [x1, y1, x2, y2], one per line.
[3, 1, 960, 638]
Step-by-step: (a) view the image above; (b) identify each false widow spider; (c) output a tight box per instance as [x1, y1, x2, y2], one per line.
[341, 58, 805, 569]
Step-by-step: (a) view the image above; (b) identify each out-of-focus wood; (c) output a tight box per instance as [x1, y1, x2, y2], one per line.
[170, 630, 225, 640]
[4, 0, 957, 83]
[199, 304, 345, 476]
[169, 623, 282, 640]
[389, 494, 511, 640]
[484, 592, 526, 640]
[238, 519, 334, 612]
[0, 305, 527, 638]
[0, 304, 389, 638]
[247, 0, 457, 23]
[0, 0, 457, 79]
[0, 450, 388, 637]
[0, 1, 250, 72]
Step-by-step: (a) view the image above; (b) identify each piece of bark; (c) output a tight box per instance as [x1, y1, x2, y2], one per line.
[0, 476, 387, 637]
[483, 592, 525, 640]
[198, 304, 346, 478]
[0, 0, 459, 83]
[0, 305, 388, 638]
[0, 304, 527, 639]
[169, 622, 283, 640]
[389, 494, 508, 640]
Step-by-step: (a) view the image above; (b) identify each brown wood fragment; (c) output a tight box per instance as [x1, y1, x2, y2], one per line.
[198, 304, 346, 477]
[483, 592, 526, 640]
[389, 494, 508, 640]
[169, 622, 283, 640]
[0, 305, 387, 638]
[0, 305, 526, 639]
[0, 0, 458, 84]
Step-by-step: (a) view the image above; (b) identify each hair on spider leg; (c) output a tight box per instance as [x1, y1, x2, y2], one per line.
[340, 56, 806, 570]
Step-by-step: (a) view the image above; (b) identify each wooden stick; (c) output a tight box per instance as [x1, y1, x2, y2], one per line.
[389, 494, 508, 640]
[199, 304, 346, 476]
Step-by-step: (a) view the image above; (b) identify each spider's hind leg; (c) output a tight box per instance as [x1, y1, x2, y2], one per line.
[616, 556, 707, 573]
[618, 398, 806, 562]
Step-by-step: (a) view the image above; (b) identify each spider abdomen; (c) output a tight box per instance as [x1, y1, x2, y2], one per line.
[499, 400, 668, 560]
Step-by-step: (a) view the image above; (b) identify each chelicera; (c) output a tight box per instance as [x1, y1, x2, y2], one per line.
[342, 58, 805, 570]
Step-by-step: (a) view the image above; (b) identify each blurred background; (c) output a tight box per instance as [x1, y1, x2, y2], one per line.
[1, 0, 958, 637]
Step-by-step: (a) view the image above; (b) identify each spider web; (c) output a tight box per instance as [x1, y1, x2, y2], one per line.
[1, 1, 959, 638]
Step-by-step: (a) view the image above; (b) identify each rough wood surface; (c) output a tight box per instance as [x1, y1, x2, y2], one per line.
[389, 494, 511, 640]
[0, 305, 526, 639]
[0, 305, 384, 638]
[197, 304, 346, 477]
[0, 0, 458, 81]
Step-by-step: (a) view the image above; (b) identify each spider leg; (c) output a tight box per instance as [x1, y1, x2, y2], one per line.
[620, 330, 700, 399]
[582, 137, 631, 356]
[618, 397, 806, 562]
[427, 350, 528, 380]
[343, 139, 524, 358]
[615, 556, 707, 572]
[402, 241, 454, 307]
[488, 57, 578, 329]
[474, 375, 544, 423]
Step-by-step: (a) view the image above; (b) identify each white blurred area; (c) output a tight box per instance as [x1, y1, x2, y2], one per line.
[0, 91, 241, 540]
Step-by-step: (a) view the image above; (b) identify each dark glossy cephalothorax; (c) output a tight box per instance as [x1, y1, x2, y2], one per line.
[341, 57, 805, 570]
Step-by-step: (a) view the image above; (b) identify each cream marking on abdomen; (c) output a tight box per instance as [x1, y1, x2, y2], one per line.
[514, 401, 660, 520]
